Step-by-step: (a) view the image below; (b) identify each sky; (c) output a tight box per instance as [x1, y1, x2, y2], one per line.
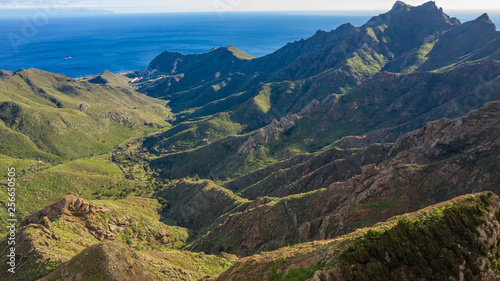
[1, 0, 499, 14]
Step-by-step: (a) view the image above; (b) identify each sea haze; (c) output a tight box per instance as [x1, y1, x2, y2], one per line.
[0, 12, 498, 78]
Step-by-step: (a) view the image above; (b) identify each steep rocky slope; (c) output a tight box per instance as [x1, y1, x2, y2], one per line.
[175, 101, 500, 255]
[217, 192, 500, 281]
[150, 59, 500, 180]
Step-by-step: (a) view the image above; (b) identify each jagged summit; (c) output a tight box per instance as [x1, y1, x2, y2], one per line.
[359, 1, 460, 56]
[420, 1, 439, 9]
[390, 0, 412, 12]
[390, 1, 441, 13]
[459, 13, 496, 33]
[365, 1, 459, 28]
[476, 13, 493, 24]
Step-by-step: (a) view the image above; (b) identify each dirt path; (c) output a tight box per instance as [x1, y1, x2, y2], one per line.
[113, 161, 128, 179]
[111, 137, 136, 179]
[117, 137, 135, 148]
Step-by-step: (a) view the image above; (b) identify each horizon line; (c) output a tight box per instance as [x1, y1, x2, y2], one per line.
[1, 8, 500, 14]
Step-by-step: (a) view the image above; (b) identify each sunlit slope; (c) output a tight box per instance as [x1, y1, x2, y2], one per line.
[0, 68, 172, 160]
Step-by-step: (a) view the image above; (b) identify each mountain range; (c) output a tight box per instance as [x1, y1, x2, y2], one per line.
[1, 1, 500, 280]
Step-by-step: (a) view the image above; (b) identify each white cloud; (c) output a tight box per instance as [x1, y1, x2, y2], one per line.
[0, 0, 499, 13]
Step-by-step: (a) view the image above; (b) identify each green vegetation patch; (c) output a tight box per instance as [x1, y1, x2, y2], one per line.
[270, 261, 324, 281]
[339, 193, 498, 281]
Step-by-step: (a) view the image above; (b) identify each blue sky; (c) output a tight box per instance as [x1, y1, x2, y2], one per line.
[1, 0, 499, 13]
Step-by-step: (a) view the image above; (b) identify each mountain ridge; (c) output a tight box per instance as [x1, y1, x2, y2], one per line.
[134, 1, 498, 161]
[2, 2, 500, 280]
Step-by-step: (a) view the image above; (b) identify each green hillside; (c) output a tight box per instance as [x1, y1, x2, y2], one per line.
[2, 1, 500, 280]
[0, 68, 172, 160]
[86, 70, 132, 88]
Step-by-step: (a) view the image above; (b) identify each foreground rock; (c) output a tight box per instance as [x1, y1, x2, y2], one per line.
[39, 242, 158, 281]
[0, 194, 233, 281]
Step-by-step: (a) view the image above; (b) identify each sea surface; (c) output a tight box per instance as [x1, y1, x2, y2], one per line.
[0, 12, 498, 78]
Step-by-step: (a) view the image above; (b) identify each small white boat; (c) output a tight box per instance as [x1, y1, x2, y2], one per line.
[63, 57, 72, 60]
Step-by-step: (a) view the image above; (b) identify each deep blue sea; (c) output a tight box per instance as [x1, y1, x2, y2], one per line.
[0, 12, 498, 78]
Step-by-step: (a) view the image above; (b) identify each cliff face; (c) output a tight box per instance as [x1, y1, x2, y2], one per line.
[217, 192, 500, 281]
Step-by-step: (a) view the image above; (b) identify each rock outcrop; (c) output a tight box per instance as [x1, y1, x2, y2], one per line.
[0, 195, 190, 281]
[238, 113, 301, 154]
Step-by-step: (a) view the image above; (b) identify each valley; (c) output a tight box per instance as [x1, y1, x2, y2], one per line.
[1, 1, 500, 280]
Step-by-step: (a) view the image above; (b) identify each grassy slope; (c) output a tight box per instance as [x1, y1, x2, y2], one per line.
[0, 68, 172, 160]
[143, 112, 244, 154]
[0, 194, 235, 281]
[86, 70, 132, 88]
[0, 154, 141, 237]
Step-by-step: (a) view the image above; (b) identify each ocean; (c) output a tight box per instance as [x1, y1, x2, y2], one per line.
[0, 12, 498, 78]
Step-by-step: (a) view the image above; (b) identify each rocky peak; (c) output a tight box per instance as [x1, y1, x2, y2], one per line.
[419, 1, 439, 10]
[363, 1, 459, 53]
[389, 1, 412, 13]
[390, 1, 443, 14]
[458, 13, 496, 32]
[476, 13, 493, 24]
[467, 13, 497, 31]
[21, 194, 110, 228]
